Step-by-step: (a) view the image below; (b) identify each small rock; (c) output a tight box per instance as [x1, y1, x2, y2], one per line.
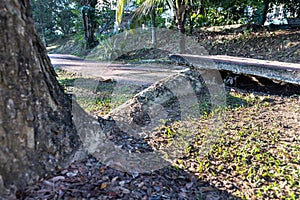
[142, 196, 148, 200]
[131, 171, 139, 178]
[153, 186, 161, 192]
[147, 187, 152, 196]
[60, 170, 68, 175]
[119, 180, 126, 186]
[70, 164, 77, 168]
[66, 170, 78, 177]
[111, 176, 118, 184]
[142, 186, 148, 190]
[138, 182, 144, 188]
[179, 192, 188, 198]
[100, 182, 107, 189]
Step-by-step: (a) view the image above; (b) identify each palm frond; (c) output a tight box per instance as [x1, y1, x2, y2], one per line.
[116, 0, 127, 24]
[133, 0, 173, 17]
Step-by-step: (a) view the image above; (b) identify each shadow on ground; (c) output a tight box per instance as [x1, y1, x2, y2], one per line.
[21, 154, 240, 200]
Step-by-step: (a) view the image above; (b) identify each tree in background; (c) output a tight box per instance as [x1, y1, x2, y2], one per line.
[186, 0, 202, 34]
[31, 0, 77, 45]
[97, 0, 116, 39]
[191, 0, 252, 26]
[78, 0, 99, 48]
[133, 0, 170, 47]
[280, 0, 300, 17]
[116, 0, 193, 52]
[31, 0, 300, 51]
[117, 0, 194, 33]
[261, 0, 270, 25]
[252, 0, 300, 25]
[31, 0, 56, 46]
[55, 0, 77, 36]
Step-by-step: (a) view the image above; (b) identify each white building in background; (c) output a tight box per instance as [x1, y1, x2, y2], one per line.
[265, 4, 294, 25]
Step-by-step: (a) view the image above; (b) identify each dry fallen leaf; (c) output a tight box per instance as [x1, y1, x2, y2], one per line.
[100, 167, 105, 173]
[101, 182, 107, 189]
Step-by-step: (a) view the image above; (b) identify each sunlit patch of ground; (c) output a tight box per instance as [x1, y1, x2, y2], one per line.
[151, 89, 300, 199]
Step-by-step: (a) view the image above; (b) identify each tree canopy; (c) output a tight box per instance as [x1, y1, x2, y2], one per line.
[30, 0, 300, 48]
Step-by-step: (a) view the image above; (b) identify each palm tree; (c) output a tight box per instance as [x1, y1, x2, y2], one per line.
[133, 0, 170, 47]
[121, 0, 191, 34]
[116, 0, 193, 52]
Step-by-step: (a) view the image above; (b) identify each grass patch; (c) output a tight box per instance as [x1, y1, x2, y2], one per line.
[55, 68, 140, 116]
[150, 89, 300, 199]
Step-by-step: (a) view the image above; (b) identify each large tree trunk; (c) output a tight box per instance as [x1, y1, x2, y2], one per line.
[0, 0, 82, 197]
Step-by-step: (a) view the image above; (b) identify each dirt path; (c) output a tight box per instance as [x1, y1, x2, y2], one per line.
[49, 54, 185, 86]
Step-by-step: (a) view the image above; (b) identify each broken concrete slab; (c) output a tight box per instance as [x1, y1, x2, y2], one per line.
[169, 54, 300, 85]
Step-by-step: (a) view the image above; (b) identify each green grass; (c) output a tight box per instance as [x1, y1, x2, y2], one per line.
[151, 90, 300, 200]
[55, 68, 140, 116]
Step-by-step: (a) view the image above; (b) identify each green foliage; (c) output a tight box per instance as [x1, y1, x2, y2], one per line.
[187, 0, 300, 27]
[95, 2, 116, 40]
[31, 0, 78, 45]
[189, 0, 253, 27]
[33, 0, 300, 50]
[96, 37, 123, 60]
[32, 0, 116, 48]
[281, 0, 300, 17]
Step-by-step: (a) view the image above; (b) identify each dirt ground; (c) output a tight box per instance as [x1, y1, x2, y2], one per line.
[22, 29, 300, 200]
[22, 80, 300, 200]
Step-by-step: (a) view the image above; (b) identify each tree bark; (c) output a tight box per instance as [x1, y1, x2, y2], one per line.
[81, 0, 99, 49]
[174, 0, 186, 34]
[173, 0, 187, 53]
[151, 9, 157, 48]
[261, 0, 270, 25]
[0, 0, 82, 197]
